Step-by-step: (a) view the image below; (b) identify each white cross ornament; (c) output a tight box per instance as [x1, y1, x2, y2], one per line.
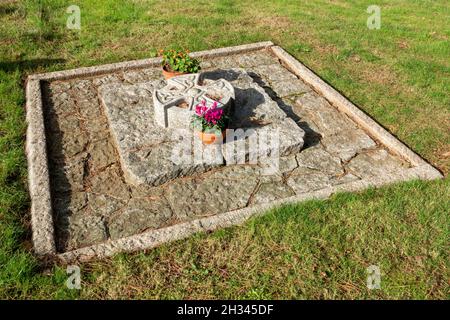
[153, 73, 235, 128]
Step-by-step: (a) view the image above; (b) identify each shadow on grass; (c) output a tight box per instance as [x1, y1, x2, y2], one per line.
[0, 58, 66, 73]
[0, 2, 17, 16]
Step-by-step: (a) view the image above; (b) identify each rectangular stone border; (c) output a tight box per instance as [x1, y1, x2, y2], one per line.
[25, 41, 443, 263]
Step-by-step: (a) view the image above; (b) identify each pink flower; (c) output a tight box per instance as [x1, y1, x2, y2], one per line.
[195, 103, 208, 116]
[194, 100, 225, 126]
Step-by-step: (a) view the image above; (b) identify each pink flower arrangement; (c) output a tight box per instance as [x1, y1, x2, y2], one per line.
[195, 100, 224, 125]
[191, 100, 228, 133]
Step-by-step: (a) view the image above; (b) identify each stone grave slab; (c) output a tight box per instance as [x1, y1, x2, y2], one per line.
[25, 42, 442, 262]
[99, 68, 305, 186]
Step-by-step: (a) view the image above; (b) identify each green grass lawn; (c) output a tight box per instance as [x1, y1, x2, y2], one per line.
[0, 0, 449, 299]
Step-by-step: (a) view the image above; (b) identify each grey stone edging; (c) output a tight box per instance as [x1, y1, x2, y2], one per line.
[25, 79, 56, 256]
[28, 41, 274, 82]
[270, 45, 443, 178]
[25, 41, 443, 263]
[56, 164, 439, 264]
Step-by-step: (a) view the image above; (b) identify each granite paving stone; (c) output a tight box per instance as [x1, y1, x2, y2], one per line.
[108, 197, 173, 239]
[251, 181, 295, 205]
[165, 174, 259, 218]
[321, 129, 376, 161]
[346, 149, 409, 178]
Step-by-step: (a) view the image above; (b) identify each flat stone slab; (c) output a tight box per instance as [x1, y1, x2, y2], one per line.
[99, 69, 305, 186]
[25, 42, 442, 262]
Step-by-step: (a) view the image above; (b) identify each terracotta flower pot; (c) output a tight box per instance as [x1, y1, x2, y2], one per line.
[196, 130, 226, 145]
[162, 65, 188, 80]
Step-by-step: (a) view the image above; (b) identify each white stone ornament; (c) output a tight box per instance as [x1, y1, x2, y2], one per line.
[153, 73, 235, 128]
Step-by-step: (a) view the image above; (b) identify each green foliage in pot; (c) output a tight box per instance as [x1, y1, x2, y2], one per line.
[160, 49, 201, 73]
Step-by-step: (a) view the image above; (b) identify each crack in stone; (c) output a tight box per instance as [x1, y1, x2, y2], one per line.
[245, 179, 262, 207]
[102, 217, 111, 239]
[162, 193, 176, 219]
[85, 162, 116, 181]
[125, 140, 172, 153]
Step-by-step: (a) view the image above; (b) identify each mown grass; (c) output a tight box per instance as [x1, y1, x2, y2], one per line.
[0, 0, 448, 299]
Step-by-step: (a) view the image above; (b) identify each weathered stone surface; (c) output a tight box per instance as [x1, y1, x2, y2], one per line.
[65, 214, 108, 250]
[53, 191, 88, 216]
[270, 79, 311, 98]
[87, 166, 130, 200]
[50, 156, 87, 193]
[87, 138, 116, 170]
[295, 146, 344, 176]
[206, 56, 239, 69]
[321, 129, 376, 161]
[295, 92, 357, 135]
[251, 181, 295, 205]
[230, 81, 286, 127]
[46, 112, 88, 159]
[330, 173, 360, 185]
[101, 81, 168, 150]
[92, 74, 122, 87]
[122, 138, 224, 186]
[287, 167, 332, 194]
[48, 81, 71, 93]
[233, 51, 278, 68]
[78, 98, 104, 120]
[199, 60, 214, 70]
[85, 120, 110, 142]
[346, 149, 408, 178]
[47, 112, 81, 134]
[129, 183, 165, 198]
[294, 90, 329, 110]
[108, 197, 173, 239]
[222, 70, 305, 162]
[87, 192, 126, 216]
[278, 155, 298, 174]
[62, 134, 88, 158]
[251, 64, 297, 82]
[122, 68, 161, 84]
[166, 172, 259, 218]
[208, 164, 261, 179]
[202, 68, 254, 86]
[222, 118, 305, 163]
[72, 79, 96, 93]
[288, 151, 360, 193]
[45, 89, 76, 116]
